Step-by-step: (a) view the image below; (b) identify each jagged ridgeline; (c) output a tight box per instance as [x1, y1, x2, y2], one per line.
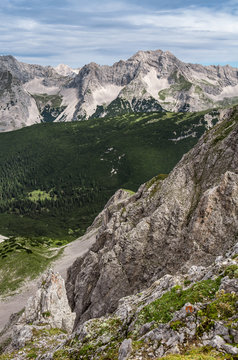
[0, 110, 218, 239]
[1, 50, 238, 132]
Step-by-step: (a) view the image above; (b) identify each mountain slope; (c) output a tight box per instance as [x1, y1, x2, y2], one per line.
[0, 110, 238, 360]
[65, 106, 238, 328]
[0, 110, 218, 240]
[0, 50, 238, 131]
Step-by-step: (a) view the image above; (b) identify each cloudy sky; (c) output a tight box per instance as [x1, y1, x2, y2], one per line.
[0, 0, 237, 67]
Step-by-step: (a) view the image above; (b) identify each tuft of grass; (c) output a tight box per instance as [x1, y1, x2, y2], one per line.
[212, 116, 237, 145]
[170, 320, 186, 331]
[136, 278, 221, 327]
[146, 173, 168, 189]
[121, 189, 135, 196]
[162, 346, 233, 360]
[42, 311, 51, 318]
[223, 264, 238, 279]
[197, 291, 238, 321]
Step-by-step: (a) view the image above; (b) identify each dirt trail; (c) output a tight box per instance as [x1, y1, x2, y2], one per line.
[0, 229, 97, 332]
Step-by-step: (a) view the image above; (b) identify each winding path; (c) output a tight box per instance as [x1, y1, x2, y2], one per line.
[0, 229, 97, 332]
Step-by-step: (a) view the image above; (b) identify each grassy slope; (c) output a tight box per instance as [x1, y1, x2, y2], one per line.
[0, 110, 217, 240]
[0, 237, 66, 295]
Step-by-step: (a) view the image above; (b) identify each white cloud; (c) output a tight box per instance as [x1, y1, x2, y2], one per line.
[16, 19, 38, 30]
[125, 7, 238, 34]
[0, 3, 237, 67]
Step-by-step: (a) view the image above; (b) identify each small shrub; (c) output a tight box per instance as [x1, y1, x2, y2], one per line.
[184, 279, 192, 287]
[223, 264, 238, 279]
[170, 320, 186, 331]
[42, 311, 51, 318]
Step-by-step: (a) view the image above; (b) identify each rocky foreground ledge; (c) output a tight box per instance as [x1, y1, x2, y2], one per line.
[0, 243, 237, 359]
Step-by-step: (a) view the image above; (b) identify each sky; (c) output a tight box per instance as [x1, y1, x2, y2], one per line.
[0, 0, 238, 68]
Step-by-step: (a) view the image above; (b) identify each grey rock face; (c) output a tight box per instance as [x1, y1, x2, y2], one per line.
[0, 56, 67, 131]
[205, 335, 238, 355]
[118, 338, 132, 360]
[1, 50, 238, 131]
[4, 269, 76, 352]
[66, 107, 238, 328]
[38, 244, 236, 360]
[19, 269, 76, 332]
[11, 325, 33, 349]
[2, 221, 238, 359]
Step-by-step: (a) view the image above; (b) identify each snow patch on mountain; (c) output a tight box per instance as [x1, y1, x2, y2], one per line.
[169, 132, 197, 142]
[143, 69, 169, 98]
[0, 235, 8, 244]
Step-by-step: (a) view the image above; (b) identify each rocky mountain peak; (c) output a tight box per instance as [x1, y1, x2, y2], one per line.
[54, 63, 79, 77]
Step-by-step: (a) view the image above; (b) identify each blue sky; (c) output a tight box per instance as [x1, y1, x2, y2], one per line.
[0, 0, 238, 67]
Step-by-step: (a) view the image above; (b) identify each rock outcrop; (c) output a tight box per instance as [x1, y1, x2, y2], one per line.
[49, 242, 237, 360]
[66, 106, 238, 328]
[0, 269, 76, 353]
[1, 241, 237, 359]
[19, 269, 75, 332]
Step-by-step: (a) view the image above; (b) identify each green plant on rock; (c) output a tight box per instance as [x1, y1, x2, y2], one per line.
[196, 318, 215, 337]
[183, 279, 192, 287]
[42, 311, 51, 318]
[122, 188, 135, 195]
[170, 320, 186, 331]
[26, 349, 38, 359]
[162, 345, 233, 359]
[223, 264, 238, 279]
[198, 292, 238, 321]
[136, 278, 221, 328]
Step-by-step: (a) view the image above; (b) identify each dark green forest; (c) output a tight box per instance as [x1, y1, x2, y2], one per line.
[0, 110, 218, 240]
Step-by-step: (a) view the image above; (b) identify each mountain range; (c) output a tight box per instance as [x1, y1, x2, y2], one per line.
[1, 50, 238, 132]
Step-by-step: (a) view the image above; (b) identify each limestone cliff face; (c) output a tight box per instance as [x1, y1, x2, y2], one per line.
[72, 50, 238, 119]
[0, 270, 75, 354]
[1, 50, 238, 131]
[0, 56, 65, 131]
[66, 106, 238, 328]
[19, 269, 75, 333]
